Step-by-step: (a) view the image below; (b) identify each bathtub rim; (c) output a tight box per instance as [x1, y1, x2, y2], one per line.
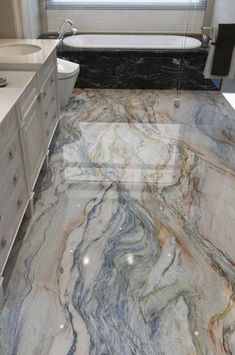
[62, 34, 202, 51]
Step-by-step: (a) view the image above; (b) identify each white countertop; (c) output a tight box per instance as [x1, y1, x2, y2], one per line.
[0, 71, 36, 124]
[0, 39, 58, 70]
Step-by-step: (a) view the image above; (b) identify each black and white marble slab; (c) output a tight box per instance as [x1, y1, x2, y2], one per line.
[0, 89, 235, 355]
[58, 49, 219, 91]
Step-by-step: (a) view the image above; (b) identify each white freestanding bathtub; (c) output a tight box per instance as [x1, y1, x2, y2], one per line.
[63, 34, 201, 50]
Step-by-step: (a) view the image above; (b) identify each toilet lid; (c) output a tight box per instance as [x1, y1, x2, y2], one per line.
[57, 58, 80, 79]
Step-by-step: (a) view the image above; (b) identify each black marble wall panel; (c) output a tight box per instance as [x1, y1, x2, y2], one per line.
[57, 48, 219, 91]
[179, 52, 219, 90]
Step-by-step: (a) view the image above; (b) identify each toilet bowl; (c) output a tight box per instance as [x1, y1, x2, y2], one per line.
[57, 58, 80, 109]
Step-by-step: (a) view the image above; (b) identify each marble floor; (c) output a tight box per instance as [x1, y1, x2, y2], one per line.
[0, 89, 235, 355]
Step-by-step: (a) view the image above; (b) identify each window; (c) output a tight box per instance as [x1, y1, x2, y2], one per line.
[46, 0, 207, 10]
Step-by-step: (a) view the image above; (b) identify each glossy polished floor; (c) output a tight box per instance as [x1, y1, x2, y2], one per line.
[0, 89, 235, 355]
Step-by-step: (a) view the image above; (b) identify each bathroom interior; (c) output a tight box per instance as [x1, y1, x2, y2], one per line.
[0, 0, 235, 354]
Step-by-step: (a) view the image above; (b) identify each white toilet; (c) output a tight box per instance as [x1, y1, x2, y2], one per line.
[57, 58, 80, 109]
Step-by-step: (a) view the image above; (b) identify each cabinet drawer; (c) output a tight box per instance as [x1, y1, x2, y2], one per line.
[0, 132, 23, 192]
[0, 164, 26, 212]
[46, 116, 58, 146]
[42, 71, 57, 110]
[45, 99, 57, 129]
[45, 100, 58, 144]
[19, 75, 38, 118]
[0, 109, 18, 153]
[39, 52, 56, 87]
[0, 183, 27, 273]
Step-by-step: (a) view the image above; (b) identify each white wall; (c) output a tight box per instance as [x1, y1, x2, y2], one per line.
[0, 0, 18, 38]
[0, 0, 46, 39]
[47, 9, 204, 34]
[211, 0, 235, 25]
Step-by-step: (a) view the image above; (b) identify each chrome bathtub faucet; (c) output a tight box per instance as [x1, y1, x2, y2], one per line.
[58, 19, 78, 43]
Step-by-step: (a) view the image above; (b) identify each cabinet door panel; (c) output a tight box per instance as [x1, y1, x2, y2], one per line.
[0, 184, 28, 274]
[0, 109, 17, 153]
[42, 69, 60, 147]
[22, 98, 45, 189]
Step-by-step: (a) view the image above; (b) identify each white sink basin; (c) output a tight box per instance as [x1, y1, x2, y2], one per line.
[0, 44, 41, 56]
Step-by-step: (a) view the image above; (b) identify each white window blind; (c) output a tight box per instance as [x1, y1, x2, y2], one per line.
[46, 0, 207, 10]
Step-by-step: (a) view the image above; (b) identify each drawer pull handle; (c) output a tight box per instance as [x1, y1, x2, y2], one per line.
[17, 199, 23, 209]
[0, 239, 6, 249]
[13, 174, 19, 185]
[43, 91, 47, 98]
[8, 149, 15, 161]
[51, 78, 54, 84]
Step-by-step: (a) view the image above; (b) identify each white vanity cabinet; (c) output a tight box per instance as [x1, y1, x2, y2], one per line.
[0, 65, 59, 302]
[0, 40, 60, 302]
[0, 108, 28, 277]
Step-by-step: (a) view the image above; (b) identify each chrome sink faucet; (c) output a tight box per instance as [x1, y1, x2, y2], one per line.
[58, 19, 77, 42]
